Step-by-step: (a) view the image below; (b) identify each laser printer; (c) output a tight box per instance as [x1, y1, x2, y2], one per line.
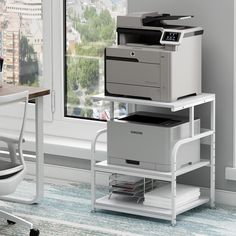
[107, 112, 200, 172]
[105, 12, 203, 102]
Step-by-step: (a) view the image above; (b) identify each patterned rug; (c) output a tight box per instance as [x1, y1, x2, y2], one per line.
[0, 179, 236, 236]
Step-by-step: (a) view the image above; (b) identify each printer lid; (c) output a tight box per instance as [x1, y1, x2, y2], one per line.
[118, 112, 189, 127]
[142, 14, 194, 27]
[117, 12, 203, 46]
[117, 12, 195, 30]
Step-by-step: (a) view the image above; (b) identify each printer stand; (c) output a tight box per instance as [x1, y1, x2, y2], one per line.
[91, 93, 215, 226]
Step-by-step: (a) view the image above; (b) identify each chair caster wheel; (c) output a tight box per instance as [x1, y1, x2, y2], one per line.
[7, 220, 16, 225]
[30, 228, 40, 236]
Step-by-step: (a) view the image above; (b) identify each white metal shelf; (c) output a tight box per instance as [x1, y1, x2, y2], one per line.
[91, 93, 216, 226]
[92, 93, 215, 112]
[95, 195, 209, 220]
[95, 159, 210, 181]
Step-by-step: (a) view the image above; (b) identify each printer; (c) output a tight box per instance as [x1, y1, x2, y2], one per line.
[105, 12, 203, 102]
[107, 112, 200, 172]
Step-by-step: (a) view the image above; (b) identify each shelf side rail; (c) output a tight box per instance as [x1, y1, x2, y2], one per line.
[91, 129, 107, 211]
[170, 129, 214, 226]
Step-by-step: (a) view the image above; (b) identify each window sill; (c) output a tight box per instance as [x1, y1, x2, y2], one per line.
[0, 130, 107, 161]
[28, 134, 107, 161]
[225, 167, 236, 181]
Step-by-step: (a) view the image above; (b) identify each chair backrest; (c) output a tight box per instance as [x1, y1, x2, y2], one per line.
[0, 91, 29, 144]
[0, 91, 29, 196]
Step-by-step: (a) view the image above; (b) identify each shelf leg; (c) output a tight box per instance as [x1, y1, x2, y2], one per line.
[91, 136, 97, 212]
[91, 173, 95, 211]
[210, 99, 216, 208]
[189, 106, 194, 137]
[90, 129, 107, 212]
[110, 101, 114, 119]
[171, 144, 177, 226]
[91, 152, 95, 212]
[171, 176, 177, 226]
[171, 219, 176, 227]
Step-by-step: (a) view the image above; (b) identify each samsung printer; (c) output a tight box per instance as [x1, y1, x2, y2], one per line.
[107, 112, 200, 172]
[105, 12, 203, 102]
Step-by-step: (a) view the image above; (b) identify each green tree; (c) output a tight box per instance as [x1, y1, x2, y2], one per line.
[19, 36, 39, 86]
[67, 90, 80, 105]
[67, 57, 99, 100]
[99, 10, 115, 41]
[84, 6, 97, 20]
[75, 42, 106, 57]
[76, 7, 115, 44]
[66, 6, 116, 118]
[85, 97, 93, 107]
[67, 57, 79, 91]
[80, 108, 93, 118]
[78, 58, 99, 93]
[66, 57, 80, 106]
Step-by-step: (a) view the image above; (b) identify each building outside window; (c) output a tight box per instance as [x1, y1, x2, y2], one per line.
[64, 0, 127, 121]
[0, 0, 42, 86]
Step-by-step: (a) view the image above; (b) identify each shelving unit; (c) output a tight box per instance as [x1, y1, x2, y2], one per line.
[91, 93, 215, 226]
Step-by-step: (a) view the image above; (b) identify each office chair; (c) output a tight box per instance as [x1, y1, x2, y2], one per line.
[0, 91, 39, 236]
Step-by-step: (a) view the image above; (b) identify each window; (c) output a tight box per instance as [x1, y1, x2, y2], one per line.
[0, 0, 52, 122]
[64, 0, 127, 121]
[1, 0, 43, 87]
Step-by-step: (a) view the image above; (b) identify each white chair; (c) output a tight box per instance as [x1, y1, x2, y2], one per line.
[0, 91, 39, 236]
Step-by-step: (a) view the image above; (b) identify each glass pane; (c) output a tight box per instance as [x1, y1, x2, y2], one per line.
[65, 0, 127, 120]
[0, 0, 43, 87]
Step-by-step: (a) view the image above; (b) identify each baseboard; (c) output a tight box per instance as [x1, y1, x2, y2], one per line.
[26, 161, 236, 207]
[201, 187, 236, 206]
[225, 167, 236, 181]
[25, 161, 109, 186]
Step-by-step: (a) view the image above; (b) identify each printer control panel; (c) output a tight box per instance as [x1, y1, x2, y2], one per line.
[160, 31, 183, 45]
[163, 32, 180, 42]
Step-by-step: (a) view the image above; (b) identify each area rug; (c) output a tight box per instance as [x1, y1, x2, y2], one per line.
[0, 179, 236, 236]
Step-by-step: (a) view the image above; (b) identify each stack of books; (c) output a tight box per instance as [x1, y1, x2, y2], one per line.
[143, 184, 200, 209]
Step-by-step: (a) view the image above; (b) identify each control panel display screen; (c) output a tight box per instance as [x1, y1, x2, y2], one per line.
[162, 32, 180, 42]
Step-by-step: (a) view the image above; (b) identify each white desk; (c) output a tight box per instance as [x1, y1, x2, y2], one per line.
[0, 84, 50, 204]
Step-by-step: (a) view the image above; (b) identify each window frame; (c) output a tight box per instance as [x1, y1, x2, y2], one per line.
[63, 0, 128, 122]
[48, 0, 107, 140]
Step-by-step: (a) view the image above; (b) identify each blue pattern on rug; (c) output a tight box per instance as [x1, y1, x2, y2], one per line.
[0, 180, 236, 236]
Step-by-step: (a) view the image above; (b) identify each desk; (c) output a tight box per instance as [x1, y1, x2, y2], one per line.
[0, 84, 50, 204]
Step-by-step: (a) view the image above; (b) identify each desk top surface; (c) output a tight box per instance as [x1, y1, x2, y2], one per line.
[0, 84, 50, 100]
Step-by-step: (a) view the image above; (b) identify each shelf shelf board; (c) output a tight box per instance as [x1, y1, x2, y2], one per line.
[176, 160, 210, 176]
[95, 160, 210, 181]
[95, 195, 209, 220]
[92, 93, 215, 112]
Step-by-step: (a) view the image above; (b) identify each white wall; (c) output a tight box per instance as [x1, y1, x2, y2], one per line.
[128, 0, 236, 191]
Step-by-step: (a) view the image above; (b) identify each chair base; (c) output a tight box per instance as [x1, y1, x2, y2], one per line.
[0, 209, 40, 235]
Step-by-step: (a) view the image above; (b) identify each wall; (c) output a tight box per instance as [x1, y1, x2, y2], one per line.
[128, 0, 236, 191]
